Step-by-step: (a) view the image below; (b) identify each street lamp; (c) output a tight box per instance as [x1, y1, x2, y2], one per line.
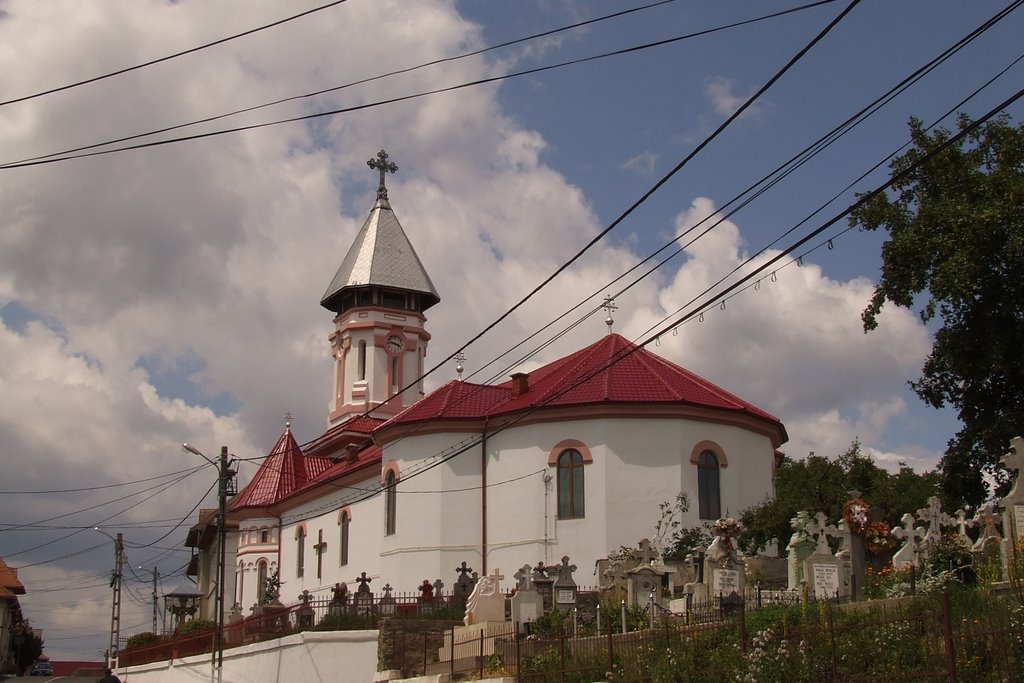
[95, 527, 123, 672]
[183, 443, 235, 683]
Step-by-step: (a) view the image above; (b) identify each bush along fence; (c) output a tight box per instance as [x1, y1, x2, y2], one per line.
[378, 588, 1024, 681]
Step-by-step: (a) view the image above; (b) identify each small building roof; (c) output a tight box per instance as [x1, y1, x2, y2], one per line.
[0, 557, 25, 595]
[230, 426, 333, 511]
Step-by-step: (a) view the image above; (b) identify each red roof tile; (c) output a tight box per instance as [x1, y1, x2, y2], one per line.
[0, 557, 25, 595]
[230, 428, 333, 511]
[384, 333, 783, 432]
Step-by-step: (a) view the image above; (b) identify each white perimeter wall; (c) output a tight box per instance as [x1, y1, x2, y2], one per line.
[122, 629, 378, 683]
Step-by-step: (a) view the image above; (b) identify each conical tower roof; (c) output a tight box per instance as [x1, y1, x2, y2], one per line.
[321, 150, 439, 313]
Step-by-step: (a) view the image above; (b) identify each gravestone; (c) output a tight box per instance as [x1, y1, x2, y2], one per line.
[552, 556, 578, 612]
[417, 579, 435, 614]
[531, 562, 554, 611]
[464, 568, 505, 626]
[296, 589, 315, 628]
[802, 514, 850, 599]
[510, 564, 544, 633]
[891, 513, 926, 568]
[1000, 436, 1024, 580]
[379, 583, 396, 616]
[353, 571, 374, 615]
[452, 562, 475, 610]
[971, 502, 1002, 553]
[704, 519, 745, 602]
[787, 511, 816, 590]
[329, 582, 349, 616]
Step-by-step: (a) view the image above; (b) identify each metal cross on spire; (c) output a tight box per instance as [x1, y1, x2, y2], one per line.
[454, 351, 466, 381]
[367, 149, 398, 200]
[602, 295, 618, 334]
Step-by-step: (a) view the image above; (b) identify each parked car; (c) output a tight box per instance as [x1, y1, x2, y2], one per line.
[28, 660, 54, 676]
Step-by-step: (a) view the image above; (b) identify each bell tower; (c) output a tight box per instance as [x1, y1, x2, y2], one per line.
[320, 150, 440, 426]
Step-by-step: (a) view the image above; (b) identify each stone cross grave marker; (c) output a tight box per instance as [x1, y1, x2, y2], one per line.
[354, 571, 373, 615]
[892, 512, 926, 568]
[552, 556, 578, 612]
[379, 583, 396, 615]
[916, 496, 955, 546]
[453, 561, 475, 609]
[464, 568, 505, 626]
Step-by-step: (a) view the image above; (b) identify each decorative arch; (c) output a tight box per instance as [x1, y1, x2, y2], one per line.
[688, 440, 729, 467]
[547, 439, 594, 466]
[689, 441, 725, 520]
[380, 460, 401, 485]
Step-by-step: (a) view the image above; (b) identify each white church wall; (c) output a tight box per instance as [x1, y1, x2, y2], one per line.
[379, 431, 484, 589]
[279, 483, 383, 601]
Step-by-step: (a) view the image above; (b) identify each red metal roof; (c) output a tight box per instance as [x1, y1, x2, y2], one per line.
[230, 428, 333, 511]
[384, 333, 783, 431]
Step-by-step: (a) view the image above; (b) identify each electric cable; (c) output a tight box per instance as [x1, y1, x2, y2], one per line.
[0, 0, 840, 170]
[0, 0, 351, 108]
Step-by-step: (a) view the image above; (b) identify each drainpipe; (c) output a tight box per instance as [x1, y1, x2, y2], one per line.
[481, 417, 489, 575]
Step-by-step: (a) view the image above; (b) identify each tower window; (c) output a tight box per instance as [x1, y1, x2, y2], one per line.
[296, 526, 306, 578]
[357, 341, 366, 381]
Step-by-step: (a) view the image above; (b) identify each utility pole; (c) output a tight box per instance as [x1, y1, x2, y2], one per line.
[149, 566, 160, 634]
[183, 442, 235, 683]
[214, 445, 229, 682]
[108, 532, 123, 672]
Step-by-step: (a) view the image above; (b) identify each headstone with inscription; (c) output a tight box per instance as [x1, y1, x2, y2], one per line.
[552, 556, 579, 612]
[464, 568, 505, 626]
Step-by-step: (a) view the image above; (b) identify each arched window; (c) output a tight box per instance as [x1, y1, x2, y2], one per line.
[357, 340, 367, 381]
[557, 449, 585, 519]
[385, 470, 397, 535]
[697, 450, 721, 520]
[257, 561, 268, 603]
[340, 510, 350, 566]
[296, 526, 306, 578]
[236, 562, 244, 604]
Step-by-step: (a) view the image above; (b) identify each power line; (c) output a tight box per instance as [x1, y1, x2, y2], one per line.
[0, 0, 351, 108]
[0, 0, 838, 170]
[2, 0, 685, 167]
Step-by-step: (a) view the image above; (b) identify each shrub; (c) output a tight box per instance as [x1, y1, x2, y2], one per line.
[124, 632, 160, 650]
[178, 618, 215, 636]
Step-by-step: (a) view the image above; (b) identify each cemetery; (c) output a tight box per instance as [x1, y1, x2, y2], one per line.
[119, 438, 1024, 681]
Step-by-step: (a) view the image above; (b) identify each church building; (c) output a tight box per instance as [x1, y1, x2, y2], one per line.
[226, 150, 788, 610]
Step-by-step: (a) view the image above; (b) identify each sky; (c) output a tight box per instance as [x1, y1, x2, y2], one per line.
[1, 0, 1022, 662]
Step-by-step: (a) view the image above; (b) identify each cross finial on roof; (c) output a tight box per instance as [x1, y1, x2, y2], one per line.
[284, 411, 293, 431]
[454, 352, 466, 381]
[367, 149, 398, 200]
[602, 295, 618, 334]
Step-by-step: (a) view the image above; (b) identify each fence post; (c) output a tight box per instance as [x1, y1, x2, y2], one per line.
[941, 591, 957, 683]
[607, 619, 614, 677]
[515, 630, 521, 679]
[479, 628, 485, 679]
[559, 624, 567, 683]
[450, 625, 456, 678]
[738, 601, 746, 654]
[827, 601, 838, 678]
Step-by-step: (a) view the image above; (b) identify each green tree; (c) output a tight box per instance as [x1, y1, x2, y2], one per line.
[739, 441, 940, 555]
[10, 620, 44, 676]
[848, 114, 1024, 510]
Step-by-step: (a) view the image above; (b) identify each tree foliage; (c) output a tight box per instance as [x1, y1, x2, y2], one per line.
[849, 114, 1024, 509]
[739, 441, 940, 555]
[9, 620, 44, 675]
